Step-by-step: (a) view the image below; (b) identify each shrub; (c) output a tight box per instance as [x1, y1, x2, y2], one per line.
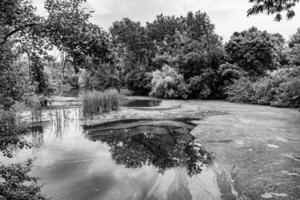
[0, 67, 23, 109]
[120, 88, 134, 96]
[225, 66, 300, 107]
[82, 65, 122, 91]
[225, 77, 255, 103]
[188, 68, 220, 99]
[150, 65, 190, 99]
[216, 63, 247, 98]
[0, 160, 46, 200]
[66, 75, 79, 89]
[125, 71, 152, 95]
[271, 77, 300, 107]
[82, 89, 120, 117]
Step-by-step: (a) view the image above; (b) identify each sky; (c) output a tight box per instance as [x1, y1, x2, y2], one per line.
[33, 0, 300, 42]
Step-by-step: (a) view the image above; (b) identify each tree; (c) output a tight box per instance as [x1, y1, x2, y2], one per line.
[289, 28, 300, 48]
[289, 44, 300, 65]
[247, 0, 299, 21]
[110, 18, 151, 65]
[225, 27, 278, 76]
[44, 0, 111, 73]
[146, 14, 184, 43]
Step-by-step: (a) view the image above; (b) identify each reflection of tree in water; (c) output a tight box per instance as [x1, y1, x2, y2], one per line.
[87, 124, 212, 176]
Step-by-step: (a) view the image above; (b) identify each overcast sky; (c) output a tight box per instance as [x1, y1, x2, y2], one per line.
[33, 0, 300, 42]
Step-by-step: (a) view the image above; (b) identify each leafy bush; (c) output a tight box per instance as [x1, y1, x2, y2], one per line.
[82, 64, 122, 91]
[225, 77, 254, 103]
[150, 65, 190, 99]
[0, 160, 46, 200]
[125, 71, 152, 95]
[226, 66, 300, 107]
[82, 89, 120, 117]
[120, 88, 134, 96]
[217, 63, 248, 98]
[0, 66, 23, 109]
[187, 68, 221, 99]
[188, 76, 211, 99]
[66, 75, 79, 89]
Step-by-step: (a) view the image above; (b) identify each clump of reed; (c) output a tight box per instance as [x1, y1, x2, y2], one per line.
[82, 89, 120, 117]
[0, 109, 17, 126]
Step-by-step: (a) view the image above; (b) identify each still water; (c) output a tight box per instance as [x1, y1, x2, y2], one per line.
[2, 105, 228, 200]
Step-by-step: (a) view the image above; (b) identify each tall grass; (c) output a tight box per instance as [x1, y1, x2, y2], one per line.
[82, 89, 120, 117]
[0, 109, 17, 126]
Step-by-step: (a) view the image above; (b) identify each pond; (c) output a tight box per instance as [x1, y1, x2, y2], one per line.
[1, 98, 300, 200]
[122, 99, 162, 107]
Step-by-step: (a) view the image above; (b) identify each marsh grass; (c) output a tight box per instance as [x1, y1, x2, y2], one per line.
[82, 89, 120, 117]
[0, 109, 17, 126]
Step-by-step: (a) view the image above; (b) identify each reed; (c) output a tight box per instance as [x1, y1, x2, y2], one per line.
[82, 89, 120, 117]
[0, 109, 16, 126]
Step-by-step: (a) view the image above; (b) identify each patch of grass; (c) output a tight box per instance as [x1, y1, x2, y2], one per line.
[82, 89, 120, 117]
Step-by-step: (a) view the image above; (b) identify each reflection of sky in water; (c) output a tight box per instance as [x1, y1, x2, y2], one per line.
[1, 107, 221, 200]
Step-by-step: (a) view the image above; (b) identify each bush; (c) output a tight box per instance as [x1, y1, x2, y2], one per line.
[82, 89, 120, 117]
[225, 77, 254, 103]
[66, 75, 79, 89]
[188, 68, 220, 99]
[120, 88, 134, 96]
[0, 160, 46, 200]
[150, 65, 190, 99]
[225, 66, 300, 107]
[82, 65, 122, 91]
[125, 71, 152, 95]
[216, 63, 247, 98]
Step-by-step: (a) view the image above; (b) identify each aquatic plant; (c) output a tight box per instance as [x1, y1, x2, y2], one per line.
[0, 109, 29, 157]
[82, 89, 120, 117]
[0, 107, 46, 200]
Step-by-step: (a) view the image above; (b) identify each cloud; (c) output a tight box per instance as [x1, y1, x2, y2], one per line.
[32, 0, 300, 41]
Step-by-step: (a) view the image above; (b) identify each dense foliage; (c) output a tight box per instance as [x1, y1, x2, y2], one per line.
[225, 27, 280, 76]
[1, 0, 300, 107]
[150, 65, 189, 99]
[226, 66, 300, 107]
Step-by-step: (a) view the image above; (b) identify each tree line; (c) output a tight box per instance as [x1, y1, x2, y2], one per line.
[0, 0, 299, 109]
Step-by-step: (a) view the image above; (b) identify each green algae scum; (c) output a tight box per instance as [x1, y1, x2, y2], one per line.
[1, 97, 299, 200]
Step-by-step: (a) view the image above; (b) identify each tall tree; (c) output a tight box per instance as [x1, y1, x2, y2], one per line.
[225, 27, 278, 76]
[110, 18, 151, 65]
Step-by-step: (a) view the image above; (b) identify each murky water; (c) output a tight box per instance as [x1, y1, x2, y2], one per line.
[123, 99, 162, 107]
[1, 106, 227, 200]
[2, 99, 299, 200]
